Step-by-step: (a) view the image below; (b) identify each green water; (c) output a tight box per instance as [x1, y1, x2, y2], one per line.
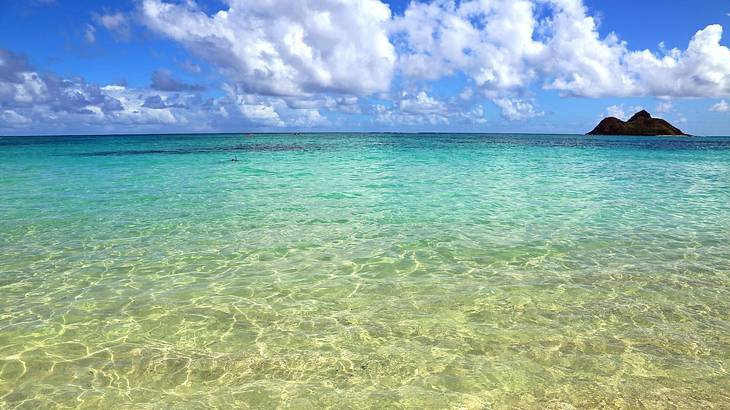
[1, 133, 729, 409]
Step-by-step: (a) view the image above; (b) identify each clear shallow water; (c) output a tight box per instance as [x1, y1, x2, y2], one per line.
[1, 133, 729, 409]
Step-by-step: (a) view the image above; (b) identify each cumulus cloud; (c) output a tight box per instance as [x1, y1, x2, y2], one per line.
[604, 105, 627, 120]
[710, 100, 729, 112]
[392, 0, 730, 101]
[0, 48, 343, 134]
[375, 90, 486, 125]
[492, 98, 543, 121]
[132, 0, 730, 123]
[7, 1, 730, 132]
[0, 53, 183, 131]
[399, 91, 449, 116]
[623, 25, 730, 98]
[237, 103, 283, 127]
[1, 49, 122, 114]
[540, 0, 637, 97]
[600, 104, 644, 121]
[140, 0, 396, 97]
[375, 103, 448, 126]
[391, 0, 543, 94]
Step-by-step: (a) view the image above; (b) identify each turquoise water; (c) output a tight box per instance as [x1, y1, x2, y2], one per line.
[1, 133, 729, 408]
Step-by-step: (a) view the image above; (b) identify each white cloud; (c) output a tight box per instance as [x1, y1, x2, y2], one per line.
[7, 1, 730, 133]
[1, 48, 348, 133]
[399, 91, 448, 115]
[459, 104, 487, 124]
[391, 0, 543, 95]
[140, 0, 396, 97]
[623, 25, 730, 98]
[605, 104, 627, 120]
[290, 109, 330, 127]
[282, 95, 359, 113]
[10, 72, 48, 104]
[375, 103, 448, 126]
[710, 100, 730, 112]
[1, 110, 30, 125]
[100, 85, 181, 125]
[93, 11, 131, 40]
[238, 103, 283, 127]
[375, 90, 486, 125]
[492, 98, 543, 120]
[600, 104, 644, 121]
[392, 0, 730, 99]
[540, 0, 637, 97]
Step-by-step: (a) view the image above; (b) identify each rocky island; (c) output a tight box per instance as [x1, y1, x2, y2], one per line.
[587, 110, 688, 136]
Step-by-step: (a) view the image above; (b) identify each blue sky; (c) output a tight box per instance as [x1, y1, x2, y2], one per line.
[1, 0, 729, 135]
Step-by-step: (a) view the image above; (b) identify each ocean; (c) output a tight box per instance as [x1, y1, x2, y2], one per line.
[1, 133, 729, 408]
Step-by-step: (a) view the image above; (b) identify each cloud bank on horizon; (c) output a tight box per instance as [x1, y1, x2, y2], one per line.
[1, 0, 729, 135]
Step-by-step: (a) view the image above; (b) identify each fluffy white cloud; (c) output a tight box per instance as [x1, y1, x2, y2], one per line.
[132, 0, 730, 123]
[374, 90, 486, 125]
[604, 105, 627, 120]
[375, 103, 448, 126]
[710, 100, 729, 112]
[492, 98, 542, 120]
[399, 91, 448, 115]
[391, 0, 543, 94]
[7, 1, 730, 132]
[623, 25, 730, 98]
[0, 48, 348, 133]
[600, 104, 644, 121]
[459, 104, 488, 124]
[140, 0, 396, 97]
[540, 0, 637, 97]
[392, 0, 730, 101]
[238, 103, 283, 126]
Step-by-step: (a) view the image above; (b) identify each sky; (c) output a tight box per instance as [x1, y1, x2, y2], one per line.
[1, 0, 729, 136]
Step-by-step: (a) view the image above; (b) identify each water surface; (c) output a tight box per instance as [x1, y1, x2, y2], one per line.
[1, 133, 729, 408]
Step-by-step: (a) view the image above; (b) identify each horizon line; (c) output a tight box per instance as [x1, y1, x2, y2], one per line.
[2, 131, 728, 138]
